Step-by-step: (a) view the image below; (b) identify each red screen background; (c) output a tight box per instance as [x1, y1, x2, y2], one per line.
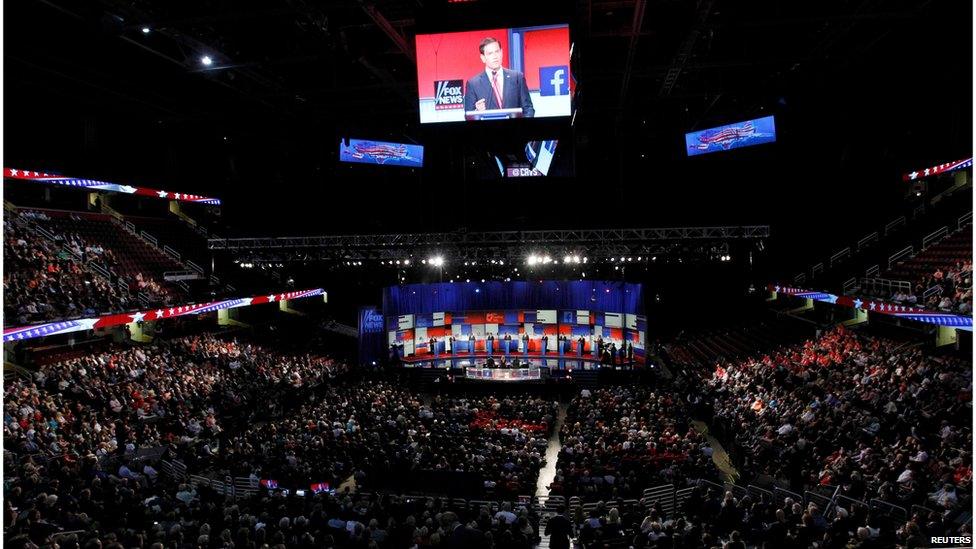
[415, 25, 570, 98]
[521, 27, 570, 91]
[416, 28, 509, 99]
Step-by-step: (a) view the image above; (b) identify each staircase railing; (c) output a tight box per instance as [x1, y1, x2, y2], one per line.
[959, 211, 973, 229]
[921, 226, 949, 251]
[887, 245, 914, 269]
[884, 216, 906, 236]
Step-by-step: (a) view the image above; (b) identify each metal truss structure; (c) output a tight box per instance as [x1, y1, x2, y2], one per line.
[210, 225, 769, 263]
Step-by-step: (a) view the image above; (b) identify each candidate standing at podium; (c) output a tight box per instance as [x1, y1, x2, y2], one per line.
[463, 37, 535, 118]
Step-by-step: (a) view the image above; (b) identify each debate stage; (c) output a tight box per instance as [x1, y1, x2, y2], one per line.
[397, 351, 644, 371]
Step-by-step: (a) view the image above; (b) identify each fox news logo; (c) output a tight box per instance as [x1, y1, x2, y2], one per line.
[539, 66, 569, 96]
[434, 79, 463, 110]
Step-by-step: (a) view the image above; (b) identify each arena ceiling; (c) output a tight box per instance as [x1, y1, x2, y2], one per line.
[4, 0, 971, 279]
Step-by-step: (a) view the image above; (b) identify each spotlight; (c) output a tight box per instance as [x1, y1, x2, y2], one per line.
[421, 259, 427, 264]
[466, 279, 471, 283]
[499, 260, 505, 266]
[527, 255, 538, 266]
[620, 257, 626, 262]
[480, 279, 485, 283]
[200, 55, 213, 66]
[396, 260, 401, 265]
[610, 258, 615, 262]
[403, 259, 410, 265]
[475, 288, 480, 293]
[141, 27, 151, 34]
[583, 257, 588, 263]
[563, 255, 572, 263]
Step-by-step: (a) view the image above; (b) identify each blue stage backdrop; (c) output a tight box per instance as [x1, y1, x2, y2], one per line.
[358, 307, 387, 366]
[367, 280, 648, 364]
[383, 280, 643, 318]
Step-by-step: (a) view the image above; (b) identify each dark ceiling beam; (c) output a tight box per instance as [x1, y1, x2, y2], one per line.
[658, 0, 713, 97]
[617, 0, 646, 111]
[358, 1, 415, 63]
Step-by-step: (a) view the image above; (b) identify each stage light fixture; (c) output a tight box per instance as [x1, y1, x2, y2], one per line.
[404, 259, 410, 265]
[141, 27, 151, 34]
[499, 260, 505, 265]
[421, 259, 427, 264]
[466, 279, 471, 283]
[200, 55, 213, 66]
[563, 255, 571, 263]
[480, 279, 486, 283]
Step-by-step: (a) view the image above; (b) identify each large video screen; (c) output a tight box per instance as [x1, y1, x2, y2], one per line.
[495, 140, 559, 177]
[416, 24, 572, 123]
[339, 138, 424, 167]
[685, 115, 776, 156]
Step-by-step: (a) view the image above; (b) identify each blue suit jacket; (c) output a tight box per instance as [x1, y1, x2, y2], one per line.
[463, 68, 535, 118]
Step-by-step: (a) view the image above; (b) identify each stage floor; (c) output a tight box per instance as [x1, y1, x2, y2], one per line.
[398, 352, 643, 371]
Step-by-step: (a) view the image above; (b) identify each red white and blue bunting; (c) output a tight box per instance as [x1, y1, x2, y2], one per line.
[4, 167, 221, 205]
[3, 289, 325, 343]
[770, 285, 972, 330]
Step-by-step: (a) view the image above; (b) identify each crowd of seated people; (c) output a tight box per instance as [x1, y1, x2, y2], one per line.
[697, 326, 971, 514]
[220, 390, 557, 500]
[551, 386, 717, 503]
[4, 332, 351, 547]
[882, 260, 973, 314]
[4, 214, 132, 325]
[554, 481, 970, 548]
[19, 209, 180, 308]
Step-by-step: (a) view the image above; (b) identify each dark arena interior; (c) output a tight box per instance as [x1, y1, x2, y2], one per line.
[3, 1, 974, 548]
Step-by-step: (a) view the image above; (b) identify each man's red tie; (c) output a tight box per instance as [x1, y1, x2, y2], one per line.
[491, 71, 504, 109]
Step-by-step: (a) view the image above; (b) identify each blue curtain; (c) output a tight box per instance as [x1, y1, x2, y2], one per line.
[383, 280, 643, 317]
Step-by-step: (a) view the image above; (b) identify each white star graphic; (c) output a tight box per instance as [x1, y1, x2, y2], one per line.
[157, 190, 168, 198]
[869, 302, 877, 310]
[32, 171, 38, 176]
[168, 308, 175, 315]
[908, 171, 918, 180]
[774, 285, 781, 292]
[155, 310, 164, 318]
[853, 298, 863, 309]
[130, 312, 146, 322]
[825, 294, 838, 304]
[267, 294, 276, 302]
[9, 169, 18, 176]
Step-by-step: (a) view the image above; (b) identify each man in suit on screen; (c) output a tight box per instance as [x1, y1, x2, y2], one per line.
[464, 37, 535, 118]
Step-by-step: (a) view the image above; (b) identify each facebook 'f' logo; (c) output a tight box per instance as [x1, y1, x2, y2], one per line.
[539, 65, 569, 96]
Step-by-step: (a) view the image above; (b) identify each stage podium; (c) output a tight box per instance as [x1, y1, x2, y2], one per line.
[465, 108, 524, 121]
